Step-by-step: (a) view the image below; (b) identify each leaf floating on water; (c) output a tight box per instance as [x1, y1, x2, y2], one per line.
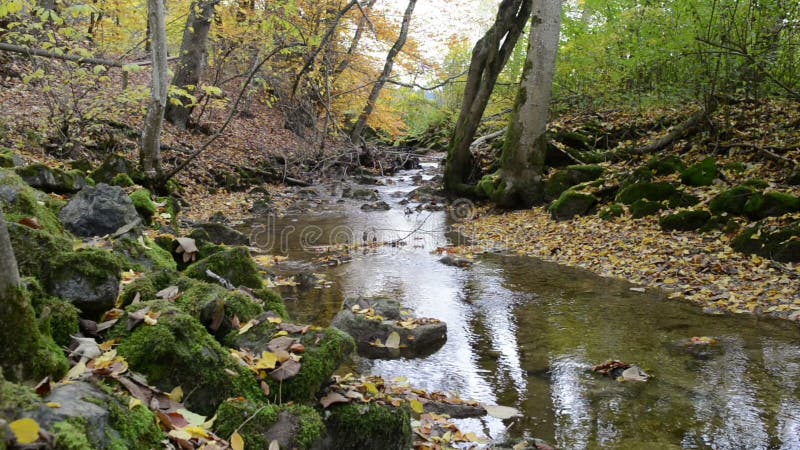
[385, 331, 401, 349]
[231, 431, 245, 450]
[10, 418, 40, 444]
[484, 405, 521, 419]
[319, 391, 349, 408]
[270, 359, 301, 381]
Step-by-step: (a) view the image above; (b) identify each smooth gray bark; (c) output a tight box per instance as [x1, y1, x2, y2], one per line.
[140, 0, 169, 178]
[0, 210, 20, 293]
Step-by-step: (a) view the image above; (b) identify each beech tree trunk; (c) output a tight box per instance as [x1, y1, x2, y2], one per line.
[140, 0, 169, 179]
[443, 0, 533, 196]
[332, 0, 377, 81]
[349, 0, 417, 143]
[490, 0, 562, 208]
[164, 0, 220, 129]
[0, 210, 20, 294]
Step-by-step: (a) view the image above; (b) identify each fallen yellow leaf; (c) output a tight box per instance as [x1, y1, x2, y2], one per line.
[10, 418, 40, 444]
[231, 431, 245, 450]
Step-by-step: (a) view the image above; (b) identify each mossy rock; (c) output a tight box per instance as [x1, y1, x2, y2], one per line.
[0, 149, 17, 168]
[544, 164, 605, 200]
[214, 400, 324, 450]
[323, 403, 412, 450]
[174, 277, 264, 338]
[52, 419, 94, 450]
[6, 223, 73, 280]
[112, 237, 177, 271]
[732, 222, 800, 263]
[549, 191, 598, 221]
[0, 375, 41, 420]
[129, 189, 156, 224]
[599, 204, 624, 220]
[14, 164, 88, 194]
[786, 169, 800, 186]
[742, 179, 769, 189]
[0, 286, 69, 382]
[743, 191, 800, 220]
[660, 210, 712, 231]
[90, 154, 135, 184]
[680, 157, 718, 186]
[709, 185, 759, 215]
[723, 162, 747, 174]
[34, 296, 80, 348]
[629, 199, 665, 218]
[114, 304, 265, 415]
[68, 159, 93, 173]
[616, 182, 678, 204]
[620, 166, 655, 186]
[0, 169, 68, 236]
[118, 269, 180, 307]
[110, 173, 134, 187]
[646, 156, 685, 175]
[43, 248, 124, 320]
[184, 247, 264, 289]
[476, 172, 502, 199]
[189, 222, 250, 246]
[230, 320, 354, 403]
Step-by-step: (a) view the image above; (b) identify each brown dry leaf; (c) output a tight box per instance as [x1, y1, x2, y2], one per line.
[319, 392, 349, 408]
[270, 359, 301, 381]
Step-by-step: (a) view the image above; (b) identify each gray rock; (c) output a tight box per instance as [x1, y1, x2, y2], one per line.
[342, 186, 379, 201]
[15, 164, 87, 194]
[48, 269, 120, 320]
[331, 297, 447, 359]
[59, 184, 140, 237]
[191, 222, 250, 246]
[360, 201, 390, 212]
[31, 382, 119, 449]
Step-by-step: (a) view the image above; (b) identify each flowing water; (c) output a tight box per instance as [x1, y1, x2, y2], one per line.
[243, 158, 800, 449]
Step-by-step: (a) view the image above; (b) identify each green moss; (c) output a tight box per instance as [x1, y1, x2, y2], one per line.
[118, 270, 179, 306]
[646, 156, 685, 175]
[476, 172, 502, 199]
[0, 169, 68, 236]
[104, 390, 165, 449]
[53, 419, 93, 450]
[115, 307, 265, 415]
[113, 237, 177, 272]
[129, 189, 156, 224]
[724, 162, 747, 173]
[0, 286, 68, 382]
[90, 154, 134, 184]
[680, 157, 718, 186]
[544, 165, 605, 200]
[7, 224, 73, 280]
[37, 297, 80, 347]
[709, 185, 759, 215]
[732, 223, 800, 263]
[184, 247, 264, 289]
[549, 190, 598, 220]
[174, 278, 264, 337]
[599, 204, 624, 220]
[324, 403, 412, 450]
[616, 182, 678, 204]
[254, 288, 288, 319]
[45, 247, 124, 290]
[629, 199, 665, 218]
[660, 209, 711, 231]
[110, 173, 134, 187]
[213, 401, 324, 450]
[0, 375, 41, 419]
[743, 179, 769, 189]
[743, 191, 800, 220]
[0, 150, 14, 168]
[14, 164, 87, 194]
[263, 327, 354, 403]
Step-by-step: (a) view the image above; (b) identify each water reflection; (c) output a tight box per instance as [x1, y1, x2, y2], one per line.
[245, 162, 800, 448]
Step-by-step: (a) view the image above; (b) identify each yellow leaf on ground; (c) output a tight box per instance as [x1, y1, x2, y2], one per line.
[10, 418, 40, 444]
[168, 386, 184, 402]
[255, 352, 278, 370]
[46, 402, 61, 408]
[231, 431, 245, 450]
[409, 399, 424, 414]
[129, 398, 142, 410]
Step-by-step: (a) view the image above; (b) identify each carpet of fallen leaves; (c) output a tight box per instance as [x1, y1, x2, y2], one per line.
[457, 205, 800, 320]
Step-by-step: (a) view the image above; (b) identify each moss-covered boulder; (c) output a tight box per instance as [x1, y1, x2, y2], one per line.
[0, 169, 67, 236]
[786, 169, 800, 186]
[321, 403, 412, 450]
[0, 286, 68, 382]
[743, 192, 800, 220]
[709, 185, 759, 215]
[732, 222, 800, 263]
[0, 148, 18, 168]
[110, 173, 134, 187]
[129, 189, 156, 224]
[114, 305, 266, 415]
[184, 247, 264, 289]
[544, 165, 605, 200]
[660, 210, 712, 231]
[112, 237, 176, 271]
[549, 191, 598, 221]
[680, 157, 718, 186]
[629, 199, 665, 218]
[15, 164, 88, 194]
[214, 400, 324, 450]
[30, 381, 165, 450]
[43, 248, 124, 320]
[743, 178, 770, 189]
[190, 222, 250, 246]
[7, 224, 73, 280]
[646, 155, 685, 175]
[0, 375, 41, 421]
[616, 182, 677, 204]
[29, 290, 80, 348]
[90, 154, 136, 184]
[174, 278, 264, 337]
[229, 318, 354, 403]
[599, 204, 624, 220]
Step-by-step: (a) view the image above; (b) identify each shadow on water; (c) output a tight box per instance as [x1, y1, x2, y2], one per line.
[243, 160, 800, 449]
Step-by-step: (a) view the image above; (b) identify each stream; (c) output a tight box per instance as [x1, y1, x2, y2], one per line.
[243, 156, 800, 449]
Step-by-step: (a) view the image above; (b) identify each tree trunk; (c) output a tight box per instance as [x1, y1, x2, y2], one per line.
[489, 0, 562, 208]
[349, 0, 417, 143]
[0, 210, 20, 294]
[164, 0, 220, 129]
[140, 0, 169, 179]
[443, 0, 533, 196]
[332, 0, 377, 81]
